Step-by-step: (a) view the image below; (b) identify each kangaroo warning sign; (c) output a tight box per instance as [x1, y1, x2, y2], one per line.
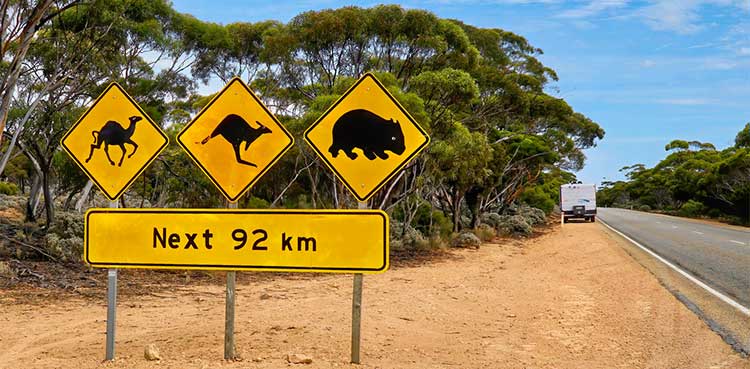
[305, 73, 429, 201]
[61, 83, 168, 200]
[85, 209, 389, 273]
[178, 78, 293, 202]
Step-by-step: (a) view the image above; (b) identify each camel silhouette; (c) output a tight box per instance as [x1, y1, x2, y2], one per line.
[199, 114, 271, 167]
[85, 116, 141, 167]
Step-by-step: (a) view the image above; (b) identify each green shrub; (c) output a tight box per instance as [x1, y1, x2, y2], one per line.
[638, 204, 651, 211]
[480, 212, 503, 228]
[393, 202, 452, 238]
[473, 223, 496, 242]
[520, 186, 555, 214]
[497, 215, 533, 237]
[44, 211, 84, 262]
[678, 200, 705, 218]
[245, 196, 270, 209]
[451, 232, 481, 248]
[518, 205, 546, 225]
[390, 221, 428, 251]
[0, 182, 19, 195]
[706, 208, 722, 218]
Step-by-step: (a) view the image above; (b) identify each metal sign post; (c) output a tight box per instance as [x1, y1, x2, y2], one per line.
[105, 200, 119, 361]
[225, 200, 237, 360]
[351, 200, 367, 364]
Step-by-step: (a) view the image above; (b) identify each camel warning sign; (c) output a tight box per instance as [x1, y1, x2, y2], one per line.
[61, 83, 168, 200]
[85, 208, 389, 273]
[305, 73, 430, 202]
[178, 77, 293, 202]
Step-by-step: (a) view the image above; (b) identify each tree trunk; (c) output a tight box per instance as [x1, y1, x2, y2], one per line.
[451, 189, 463, 233]
[466, 187, 482, 229]
[0, 92, 44, 176]
[42, 168, 53, 227]
[74, 180, 93, 212]
[0, 0, 55, 145]
[26, 175, 42, 222]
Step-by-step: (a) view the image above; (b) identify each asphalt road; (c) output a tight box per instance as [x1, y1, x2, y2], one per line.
[597, 208, 750, 310]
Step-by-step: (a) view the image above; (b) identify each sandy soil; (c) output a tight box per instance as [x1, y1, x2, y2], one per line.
[1, 222, 748, 369]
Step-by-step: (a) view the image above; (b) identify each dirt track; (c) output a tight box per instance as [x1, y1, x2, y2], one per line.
[1, 222, 748, 368]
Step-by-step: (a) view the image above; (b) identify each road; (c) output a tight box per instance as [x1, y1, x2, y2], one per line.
[597, 207, 750, 310]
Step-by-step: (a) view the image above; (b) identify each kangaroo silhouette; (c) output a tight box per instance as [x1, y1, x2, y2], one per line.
[85, 115, 141, 167]
[199, 114, 272, 167]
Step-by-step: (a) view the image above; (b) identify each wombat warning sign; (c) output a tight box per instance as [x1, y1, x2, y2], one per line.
[305, 73, 429, 202]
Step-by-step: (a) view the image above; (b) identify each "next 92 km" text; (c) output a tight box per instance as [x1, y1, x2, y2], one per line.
[152, 228, 317, 252]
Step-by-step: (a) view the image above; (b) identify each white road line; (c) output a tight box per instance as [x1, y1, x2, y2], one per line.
[671, 226, 678, 229]
[692, 231, 704, 235]
[729, 240, 746, 245]
[598, 218, 750, 317]
[656, 221, 662, 224]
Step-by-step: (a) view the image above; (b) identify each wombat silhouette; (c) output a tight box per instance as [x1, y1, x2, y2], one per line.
[328, 109, 405, 160]
[199, 114, 271, 167]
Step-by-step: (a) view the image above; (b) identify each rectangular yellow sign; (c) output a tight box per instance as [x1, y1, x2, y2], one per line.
[85, 209, 389, 273]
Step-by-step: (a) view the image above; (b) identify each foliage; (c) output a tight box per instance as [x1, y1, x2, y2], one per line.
[44, 211, 84, 262]
[0, 3, 606, 260]
[599, 127, 750, 223]
[473, 223, 496, 242]
[451, 232, 481, 248]
[678, 200, 705, 218]
[496, 214, 533, 236]
[0, 182, 19, 195]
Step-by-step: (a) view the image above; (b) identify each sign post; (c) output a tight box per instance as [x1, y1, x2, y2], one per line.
[350, 200, 368, 364]
[225, 201, 237, 360]
[176, 77, 294, 360]
[61, 82, 167, 361]
[305, 73, 430, 363]
[105, 200, 118, 361]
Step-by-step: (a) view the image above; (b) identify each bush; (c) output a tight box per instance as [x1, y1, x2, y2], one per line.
[480, 212, 503, 228]
[473, 223, 496, 242]
[518, 205, 546, 226]
[678, 200, 705, 218]
[638, 204, 651, 211]
[451, 232, 481, 248]
[706, 208, 723, 218]
[520, 186, 555, 214]
[496, 215, 533, 237]
[245, 196, 270, 209]
[390, 221, 428, 251]
[44, 211, 84, 262]
[392, 202, 453, 238]
[0, 182, 19, 195]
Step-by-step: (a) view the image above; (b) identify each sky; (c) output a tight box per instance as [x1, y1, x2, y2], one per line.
[171, 0, 750, 186]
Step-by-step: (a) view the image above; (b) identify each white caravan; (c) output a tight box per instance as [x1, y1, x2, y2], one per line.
[560, 183, 597, 222]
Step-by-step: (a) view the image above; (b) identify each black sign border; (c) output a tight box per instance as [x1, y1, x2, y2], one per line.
[176, 77, 294, 203]
[303, 73, 430, 202]
[60, 83, 169, 201]
[85, 209, 388, 273]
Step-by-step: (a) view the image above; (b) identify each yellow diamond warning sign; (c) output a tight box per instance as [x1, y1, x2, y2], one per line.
[61, 83, 168, 201]
[305, 73, 430, 201]
[178, 77, 293, 202]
